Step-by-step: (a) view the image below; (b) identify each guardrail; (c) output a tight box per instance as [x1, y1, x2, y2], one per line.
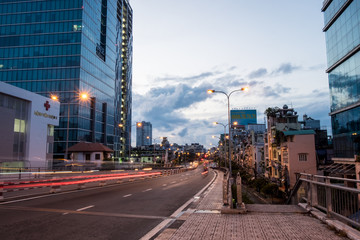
[292, 173, 360, 228]
[0, 168, 190, 200]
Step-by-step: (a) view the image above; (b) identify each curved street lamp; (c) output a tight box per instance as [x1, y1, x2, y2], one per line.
[207, 87, 248, 175]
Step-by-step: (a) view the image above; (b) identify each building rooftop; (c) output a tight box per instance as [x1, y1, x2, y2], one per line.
[67, 142, 114, 152]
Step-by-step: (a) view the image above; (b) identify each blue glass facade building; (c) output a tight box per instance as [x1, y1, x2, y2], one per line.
[0, 0, 133, 162]
[322, 0, 360, 158]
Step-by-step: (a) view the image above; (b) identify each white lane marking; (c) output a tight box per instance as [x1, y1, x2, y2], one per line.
[141, 170, 217, 240]
[76, 205, 94, 211]
[123, 194, 132, 198]
[62, 212, 69, 215]
[171, 181, 176, 184]
[162, 184, 167, 186]
[142, 188, 152, 192]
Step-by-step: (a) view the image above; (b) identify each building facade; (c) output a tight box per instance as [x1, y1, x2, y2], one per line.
[322, 0, 360, 158]
[0, 0, 133, 162]
[0, 81, 60, 169]
[264, 105, 317, 190]
[136, 121, 152, 147]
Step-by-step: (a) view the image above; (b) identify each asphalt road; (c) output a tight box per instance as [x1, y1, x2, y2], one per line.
[0, 167, 213, 240]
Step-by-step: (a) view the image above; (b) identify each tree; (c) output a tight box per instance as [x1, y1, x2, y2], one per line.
[264, 107, 279, 117]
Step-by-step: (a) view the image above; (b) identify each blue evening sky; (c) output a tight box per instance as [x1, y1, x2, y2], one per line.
[130, 0, 329, 148]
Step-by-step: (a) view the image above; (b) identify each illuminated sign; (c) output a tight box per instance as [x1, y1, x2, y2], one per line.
[230, 110, 257, 125]
[34, 111, 58, 120]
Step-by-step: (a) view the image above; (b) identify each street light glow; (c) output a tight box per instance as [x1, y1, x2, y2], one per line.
[80, 93, 88, 100]
[207, 89, 215, 94]
[241, 87, 249, 91]
[137, 122, 142, 127]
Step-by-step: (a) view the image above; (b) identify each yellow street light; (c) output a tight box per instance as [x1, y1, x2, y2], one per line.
[51, 91, 91, 161]
[207, 87, 249, 174]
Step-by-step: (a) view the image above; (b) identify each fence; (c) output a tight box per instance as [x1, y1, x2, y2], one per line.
[292, 173, 360, 228]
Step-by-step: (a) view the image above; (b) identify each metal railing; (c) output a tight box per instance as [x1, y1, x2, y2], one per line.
[292, 173, 360, 228]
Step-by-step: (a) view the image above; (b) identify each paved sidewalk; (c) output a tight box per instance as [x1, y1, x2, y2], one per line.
[156, 170, 349, 240]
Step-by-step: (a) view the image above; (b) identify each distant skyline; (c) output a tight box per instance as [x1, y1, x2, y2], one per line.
[130, 0, 329, 148]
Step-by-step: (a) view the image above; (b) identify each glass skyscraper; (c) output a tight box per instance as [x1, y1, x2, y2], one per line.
[0, 0, 133, 162]
[136, 121, 152, 147]
[322, 0, 360, 158]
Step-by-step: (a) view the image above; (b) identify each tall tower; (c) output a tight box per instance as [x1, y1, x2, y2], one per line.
[0, 0, 133, 162]
[322, 1, 360, 158]
[136, 121, 152, 147]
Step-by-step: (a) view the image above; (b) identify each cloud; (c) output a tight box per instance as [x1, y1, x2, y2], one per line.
[133, 82, 212, 132]
[262, 84, 291, 98]
[248, 68, 268, 79]
[273, 63, 300, 75]
[178, 128, 188, 137]
[308, 64, 326, 71]
[155, 71, 217, 83]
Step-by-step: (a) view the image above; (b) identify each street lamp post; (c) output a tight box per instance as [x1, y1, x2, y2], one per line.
[212, 134, 226, 168]
[51, 92, 90, 160]
[213, 122, 228, 168]
[147, 136, 163, 165]
[207, 87, 248, 175]
[119, 122, 142, 162]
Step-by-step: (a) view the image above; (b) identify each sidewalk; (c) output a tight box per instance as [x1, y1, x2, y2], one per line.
[155, 170, 349, 240]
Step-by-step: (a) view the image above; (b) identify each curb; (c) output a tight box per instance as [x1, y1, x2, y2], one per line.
[299, 203, 360, 240]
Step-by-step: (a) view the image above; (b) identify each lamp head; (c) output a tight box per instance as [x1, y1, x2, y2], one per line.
[51, 95, 58, 101]
[79, 92, 89, 100]
[207, 89, 215, 94]
[241, 87, 249, 92]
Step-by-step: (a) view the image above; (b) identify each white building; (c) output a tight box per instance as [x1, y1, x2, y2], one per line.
[0, 82, 60, 169]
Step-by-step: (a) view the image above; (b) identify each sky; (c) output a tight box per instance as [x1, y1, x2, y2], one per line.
[130, 0, 330, 148]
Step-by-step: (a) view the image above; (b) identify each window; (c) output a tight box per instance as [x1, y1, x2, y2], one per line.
[95, 154, 101, 160]
[47, 125, 54, 136]
[299, 153, 308, 161]
[14, 119, 25, 133]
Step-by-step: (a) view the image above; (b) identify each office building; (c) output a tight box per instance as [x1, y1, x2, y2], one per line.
[0, 0, 133, 161]
[322, 1, 360, 158]
[0, 81, 60, 169]
[136, 121, 152, 147]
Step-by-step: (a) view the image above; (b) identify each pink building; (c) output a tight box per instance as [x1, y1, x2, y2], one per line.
[264, 105, 317, 191]
[282, 131, 317, 188]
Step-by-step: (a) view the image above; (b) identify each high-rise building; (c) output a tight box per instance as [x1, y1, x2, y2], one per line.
[322, 1, 360, 158]
[0, 0, 133, 162]
[136, 121, 152, 147]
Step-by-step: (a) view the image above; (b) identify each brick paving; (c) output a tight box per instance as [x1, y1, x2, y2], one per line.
[156, 170, 349, 240]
